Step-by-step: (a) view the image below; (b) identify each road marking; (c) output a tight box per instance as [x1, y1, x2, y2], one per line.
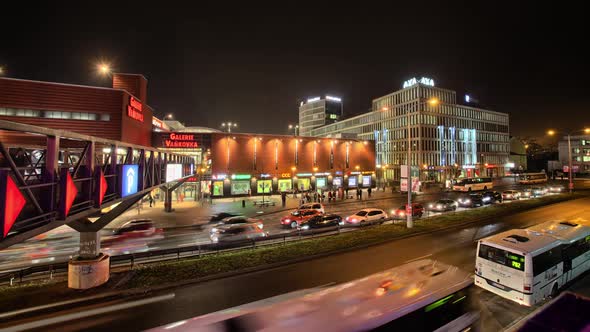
[1, 293, 175, 332]
[404, 253, 432, 263]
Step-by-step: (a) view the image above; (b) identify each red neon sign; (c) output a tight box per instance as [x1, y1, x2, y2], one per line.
[0, 173, 26, 238]
[127, 96, 144, 122]
[98, 169, 108, 206]
[164, 133, 198, 148]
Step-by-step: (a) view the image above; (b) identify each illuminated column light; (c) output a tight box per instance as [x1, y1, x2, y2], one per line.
[275, 139, 279, 170]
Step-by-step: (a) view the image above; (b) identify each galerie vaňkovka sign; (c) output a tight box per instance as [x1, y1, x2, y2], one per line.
[127, 96, 144, 122]
[165, 133, 198, 148]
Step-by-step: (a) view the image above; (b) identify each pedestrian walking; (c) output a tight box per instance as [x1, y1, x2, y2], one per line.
[281, 192, 287, 207]
[148, 194, 154, 207]
[328, 191, 332, 202]
[367, 187, 372, 198]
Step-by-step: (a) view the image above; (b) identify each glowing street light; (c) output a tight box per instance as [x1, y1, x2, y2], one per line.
[428, 97, 440, 106]
[166, 113, 173, 119]
[221, 122, 238, 133]
[288, 124, 299, 136]
[97, 63, 111, 76]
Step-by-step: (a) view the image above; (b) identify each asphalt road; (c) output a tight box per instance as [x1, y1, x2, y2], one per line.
[0, 179, 569, 273]
[9, 196, 590, 332]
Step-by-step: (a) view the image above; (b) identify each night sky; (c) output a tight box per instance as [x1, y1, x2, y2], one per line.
[1, 3, 588, 138]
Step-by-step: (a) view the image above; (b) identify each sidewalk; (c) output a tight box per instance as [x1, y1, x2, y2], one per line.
[106, 189, 406, 230]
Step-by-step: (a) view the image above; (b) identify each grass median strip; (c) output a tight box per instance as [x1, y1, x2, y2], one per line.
[126, 193, 587, 289]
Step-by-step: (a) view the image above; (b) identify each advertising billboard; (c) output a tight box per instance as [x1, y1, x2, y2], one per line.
[231, 181, 250, 195]
[121, 165, 139, 197]
[348, 176, 357, 187]
[278, 179, 292, 192]
[332, 177, 342, 188]
[316, 177, 327, 189]
[362, 175, 371, 187]
[257, 180, 272, 194]
[166, 164, 183, 182]
[212, 181, 224, 196]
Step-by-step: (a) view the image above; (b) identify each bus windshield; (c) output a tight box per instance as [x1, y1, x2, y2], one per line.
[478, 244, 525, 271]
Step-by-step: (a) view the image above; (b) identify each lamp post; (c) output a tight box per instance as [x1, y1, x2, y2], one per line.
[288, 124, 299, 136]
[221, 122, 238, 133]
[547, 128, 590, 193]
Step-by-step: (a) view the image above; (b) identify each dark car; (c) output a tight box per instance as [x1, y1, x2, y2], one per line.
[210, 212, 242, 222]
[427, 199, 457, 212]
[391, 203, 424, 219]
[457, 194, 484, 208]
[111, 219, 162, 239]
[299, 214, 342, 230]
[482, 191, 502, 204]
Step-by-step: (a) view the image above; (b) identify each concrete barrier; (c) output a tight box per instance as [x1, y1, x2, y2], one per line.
[68, 254, 110, 289]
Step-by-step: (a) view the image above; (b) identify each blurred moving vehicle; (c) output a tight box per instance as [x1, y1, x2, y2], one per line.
[209, 224, 267, 243]
[150, 259, 479, 332]
[531, 186, 548, 197]
[458, 194, 484, 208]
[427, 199, 457, 212]
[298, 203, 325, 214]
[215, 216, 264, 229]
[522, 188, 533, 198]
[344, 208, 388, 225]
[391, 203, 424, 219]
[475, 220, 590, 306]
[299, 214, 342, 230]
[482, 191, 502, 204]
[518, 172, 548, 185]
[547, 185, 564, 193]
[502, 190, 521, 200]
[110, 219, 162, 239]
[209, 212, 242, 222]
[281, 209, 322, 229]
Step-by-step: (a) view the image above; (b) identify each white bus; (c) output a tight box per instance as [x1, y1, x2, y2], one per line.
[518, 172, 548, 185]
[151, 259, 479, 332]
[452, 177, 493, 192]
[475, 220, 590, 306]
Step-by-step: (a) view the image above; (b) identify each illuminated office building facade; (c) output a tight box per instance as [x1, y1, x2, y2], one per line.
[298, 96, 343, 136]
[309, 78, 510, 183]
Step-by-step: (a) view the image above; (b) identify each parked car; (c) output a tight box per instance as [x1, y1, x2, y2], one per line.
[427, 199, 457, 212]
[547, 185, 564, 193]
[299, 214, 342, 230]
[482, 191, 502, 204]
[215, 216, 264, 229]
[209, 224, 267, 243]
[391, 203, 424, 219]
[111, 219, 162, 239]
[343, 208, 388, 225]
[298, 203, 325, 214]
[457, 194, 484, 208]
[501, 190, 521, 200]
[280, 209, 322, 228]
[210, 212, 242, 222]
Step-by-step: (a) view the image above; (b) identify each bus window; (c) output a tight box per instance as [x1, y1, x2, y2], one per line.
[478, 244, 525, 271]
[532, 247, 563, 276]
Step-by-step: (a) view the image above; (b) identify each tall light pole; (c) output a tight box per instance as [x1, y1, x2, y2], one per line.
[406, 97, 439, 228]
[221, 122, 238, 133]
[547, 128, 590, 193]
[288, 124, 299, 136]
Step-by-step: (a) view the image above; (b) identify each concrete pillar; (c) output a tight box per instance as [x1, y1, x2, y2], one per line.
[68, 230, 109, 289]
[164, 188, 173, 212]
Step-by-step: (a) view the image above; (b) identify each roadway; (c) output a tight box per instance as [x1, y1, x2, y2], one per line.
[0, 179, 576, 274]
[6, 195, 590, 331]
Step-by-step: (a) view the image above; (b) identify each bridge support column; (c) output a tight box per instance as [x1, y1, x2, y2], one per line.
[164, 188, 174, 212]
[68, 230, 110, 289]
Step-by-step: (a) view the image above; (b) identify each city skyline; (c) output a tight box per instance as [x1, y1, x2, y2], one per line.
[1, 3, 588, 138]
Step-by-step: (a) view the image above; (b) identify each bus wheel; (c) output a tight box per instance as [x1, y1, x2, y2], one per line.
[550, 283, 559, 298]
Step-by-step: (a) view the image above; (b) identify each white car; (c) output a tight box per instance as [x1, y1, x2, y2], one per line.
[343, 208, 388, 225]
[299, 203, 325, 214]
[210, 224, 267, 243]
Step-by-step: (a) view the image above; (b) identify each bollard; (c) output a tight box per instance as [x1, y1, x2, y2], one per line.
[242, 199, 246, 208]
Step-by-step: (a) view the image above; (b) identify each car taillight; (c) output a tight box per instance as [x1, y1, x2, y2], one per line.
[524, 284, 531, 291]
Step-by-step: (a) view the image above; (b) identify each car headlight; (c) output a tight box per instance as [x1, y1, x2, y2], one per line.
[429, 204, 434, 208]
[482, 197, 491, 202]
[399, 212, 405, 216]
[284, 219, 290, 223]
[436, 204, 442, 209]
[211, 228, 218, 233]
[339, 221, 344, 225]
[465, 199, 471, 203]
[301, 225, 310, 230]
[211, 236, 218, 243]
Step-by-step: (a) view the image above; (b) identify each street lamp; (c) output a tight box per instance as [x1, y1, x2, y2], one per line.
[406, 97, 440, 229]
[547, 128, 590, 193]
[97, 63, 111, 76]
[166, 113, 173, 119]
[288, 124, 299, 136]
[221, 122, 238, 133]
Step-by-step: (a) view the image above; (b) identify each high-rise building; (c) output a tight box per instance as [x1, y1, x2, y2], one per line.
[308, 77, 511, 184]
[298, 96, 342, 136]
[558, 135, 590, 174]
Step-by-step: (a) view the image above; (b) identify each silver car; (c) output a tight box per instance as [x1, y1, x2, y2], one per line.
[210, 224, 267, 243]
